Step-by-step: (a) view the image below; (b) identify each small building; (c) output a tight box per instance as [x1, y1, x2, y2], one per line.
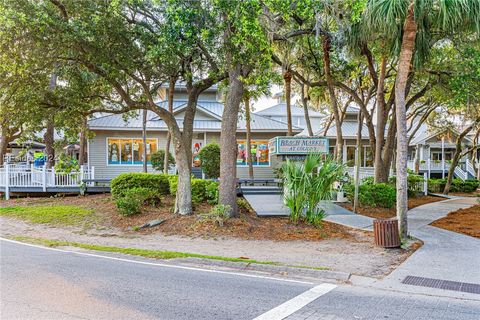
[255, 93, 324, 135]
[408, 126, 478, 179]
[87, 86, 302, 180]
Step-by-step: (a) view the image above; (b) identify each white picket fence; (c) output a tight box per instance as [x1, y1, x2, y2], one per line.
[0, 164, 94, 199]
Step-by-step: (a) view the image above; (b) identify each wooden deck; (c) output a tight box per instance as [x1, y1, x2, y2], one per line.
[0, 185, 110, 194]
[0, 164, 108, 199]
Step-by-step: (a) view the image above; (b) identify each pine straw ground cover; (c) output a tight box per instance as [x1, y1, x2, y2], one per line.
[340, 195, 445, 219]
[1, 193, 365, 242]
[431, 204, 480, 239]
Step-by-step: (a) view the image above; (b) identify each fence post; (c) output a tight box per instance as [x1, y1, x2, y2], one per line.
[42, 166, 47, 192]
[5, 164, 10, 200]
[427, 158, 431, 179]
[80, 165, 84, 185]
[423, 172, 428, 195]
[51, 167, 56, 187]
[31, 163, 34, 186]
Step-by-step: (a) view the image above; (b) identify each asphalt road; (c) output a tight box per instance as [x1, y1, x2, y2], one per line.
[1, 239, 479, 320]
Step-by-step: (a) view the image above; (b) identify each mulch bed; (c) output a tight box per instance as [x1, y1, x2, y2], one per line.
[431, 205, 480, 239]
[1, 193, 365, 242]
[340, 195, 446, 220]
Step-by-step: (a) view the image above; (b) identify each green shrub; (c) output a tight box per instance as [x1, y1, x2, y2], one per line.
[427, 178, 479, 193]
[205, 180, 219, 204]
[116, 197, 142, 216]
[236, 197, 250, 210]
[427, 178, 445, 193]
[168, 175, 179, 194]
[191, 179, 208, 203]
[55, 154, 79, 174]
[451, 179, 479, 193]
[111, 173, 170, 199]
[168, 176, 219, 204]
[389, 174, 425, 197]
[345, 183, 396, 208]
[200, 204, 231, 227]
[198, 143, 220, 179]
[115, 187, 162, 216]
[150, 150, 175, 172]
[361, 176, 374, 185]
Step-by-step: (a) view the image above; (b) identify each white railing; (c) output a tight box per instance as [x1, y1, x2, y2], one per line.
[0, 164, 95, 199]
[454, 166, 468, 181]
[466, 159, 475, 178]
[346, 167, 374, 182]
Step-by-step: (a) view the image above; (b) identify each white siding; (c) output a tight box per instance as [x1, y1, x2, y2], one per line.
[89, 130, 168, 179]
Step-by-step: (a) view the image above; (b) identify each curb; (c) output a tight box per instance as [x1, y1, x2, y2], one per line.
[170, 257, 351, 282]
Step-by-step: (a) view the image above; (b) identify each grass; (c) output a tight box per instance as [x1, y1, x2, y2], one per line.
[0, 205, 94, 226]
[10, 236, 329, 270]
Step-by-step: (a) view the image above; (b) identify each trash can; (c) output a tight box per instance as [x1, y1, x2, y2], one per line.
[373, 219, 401, 248]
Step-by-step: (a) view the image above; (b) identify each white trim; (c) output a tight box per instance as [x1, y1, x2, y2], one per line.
[87, 138, 90, 168]
[105, 137, 159, 167]
[90, 127, 299, 134]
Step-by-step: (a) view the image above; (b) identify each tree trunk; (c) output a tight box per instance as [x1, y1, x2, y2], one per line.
[374, 56, 388, 183]
[395, 2, 417, 239]
[164, 77, 176, 173]
[174, 144, 192, 215]
[44, 118, 55, 169]
[219, 64, 244, 217]
[300, 83, 314, 136]
[245, 96, 254, 180]
[284, 70, 293, 136]
[0, 133, 8, 166]
[353, 110, 363, 213]
[78, 116, 87, 165]
[45, 71, 57, 169]
[443, 125, 474, 194]
[322, 35, 343, 162]
[142, 109, 148, 173]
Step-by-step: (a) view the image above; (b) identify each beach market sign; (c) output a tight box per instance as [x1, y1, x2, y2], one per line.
[269, 137, 329, 155]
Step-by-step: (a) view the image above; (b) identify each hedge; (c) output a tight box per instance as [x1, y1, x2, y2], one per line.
[111, 173, 170, 199]
[428, 178, 479, 193]
[111, 172, 219, 206]
[345, 183, 396, 208]
[169, 175, 219, 204]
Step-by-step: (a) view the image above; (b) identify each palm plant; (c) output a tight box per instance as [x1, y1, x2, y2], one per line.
[282, 154, 344, 225]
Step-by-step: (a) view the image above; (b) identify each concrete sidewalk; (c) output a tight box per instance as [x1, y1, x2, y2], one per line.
[377, 197, 480, 300]
[244, 194, 372, 226]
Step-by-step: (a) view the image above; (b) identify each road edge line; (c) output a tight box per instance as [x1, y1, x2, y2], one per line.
[0, 237, 314, 285]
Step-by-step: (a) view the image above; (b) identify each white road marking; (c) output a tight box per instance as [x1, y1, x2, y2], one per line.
[0, 237, 314, 285]
[253, 283, 337, 320]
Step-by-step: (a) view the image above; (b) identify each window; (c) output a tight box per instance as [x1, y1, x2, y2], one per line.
[107, 138, 157, 165]
[237, 140, 270, 166]
[432, 151, 453, 161]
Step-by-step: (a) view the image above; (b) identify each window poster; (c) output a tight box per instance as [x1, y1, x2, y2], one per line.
[192, 142, 203, 167]
[237, 140, 269, 166]
[107, 138, 157, 165]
